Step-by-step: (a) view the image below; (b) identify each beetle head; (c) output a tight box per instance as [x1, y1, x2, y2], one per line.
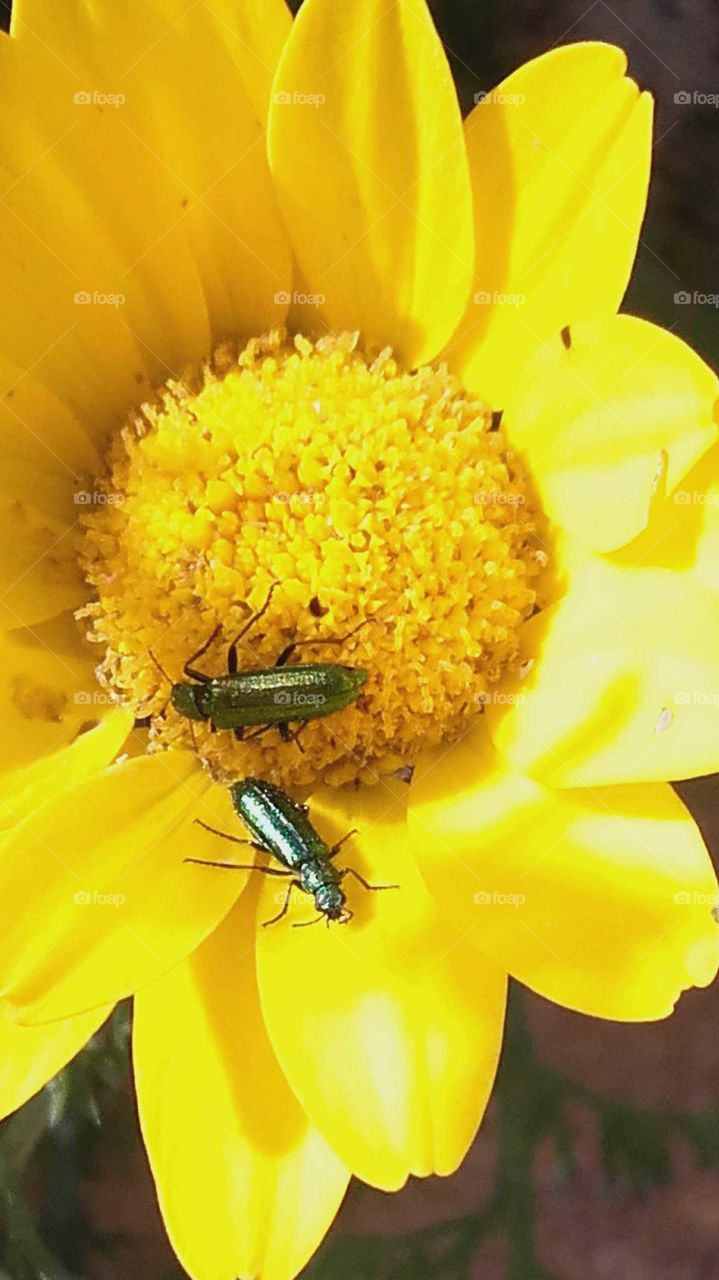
[170, 683, 206, 720]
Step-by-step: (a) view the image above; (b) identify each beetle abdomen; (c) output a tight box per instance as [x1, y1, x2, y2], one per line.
[208, 664, 366, 729]
[231, 777, 329, 871]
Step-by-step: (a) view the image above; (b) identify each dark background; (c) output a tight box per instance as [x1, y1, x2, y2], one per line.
[1, 1, 718, 1278]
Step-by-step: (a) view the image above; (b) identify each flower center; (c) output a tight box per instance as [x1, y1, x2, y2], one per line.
[78, 330, 544, 789]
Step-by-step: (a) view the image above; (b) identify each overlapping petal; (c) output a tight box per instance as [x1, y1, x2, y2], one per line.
[450, 42, 652, 406]
[410, 730, 719, 1020]
[257, 780, 506, 1191]
[269, 0, 474, 367]
[0, 361, 99, 628]
[0, 758, 247, 1023]
[611, 440, 719, 599]
[201, 0, 292, 122]
[0, 1001, 111, 1122]
[502, 317, 718, 553]
[0, 612, 121, 784]
[487, 552, 719, 786]
[0, 357, 99, 515]
[0, 508, 86, 631]
[0, 708, 133, 831]
[0, 0, 290, 429]
[135, 892, 349, 1280]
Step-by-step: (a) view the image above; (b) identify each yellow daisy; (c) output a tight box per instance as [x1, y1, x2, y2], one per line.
[1, 1, 718, 1277]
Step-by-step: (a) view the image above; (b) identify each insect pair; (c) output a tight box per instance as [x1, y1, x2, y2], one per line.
[187, 777, 398, 927]
[152, 582, 368, 750]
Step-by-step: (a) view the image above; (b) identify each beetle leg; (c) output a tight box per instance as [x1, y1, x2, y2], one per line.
[184, 624, 222, 681]
[275, 642, 297, 668]
[194, 818, 263, 851]
[227, 581, 280, 670]
[339, 866, 399, 892]
[288, 617, 371, 660]
[328, 829, 358, 858]
[292, 913, 326, 929]
[278, 722, 306, 753]
[183, 666, 212, 683]
[149, 650, 172, 685]
[242, 724, 273, 743]
[262, 879, 302, 927]
[184, 858, 291, 876]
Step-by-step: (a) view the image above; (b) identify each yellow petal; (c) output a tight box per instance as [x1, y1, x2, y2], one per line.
[1, 0, 291, 428]
[0, 1000, 111, 1122]
[0, 709, 134, 831]
[257, 780, 506, 1191]
[268, 0, 474, 367]
[0, 613, 118, 781]
[0, 758, 248, 1022]
[612, 440, 719, 598]
[488, 552, 719, 786]
[503, 317, 718, 553]
[134, 892, 349, 1280]
[0, 15, 190, 426]
[112, 1, 292, 347]
[202, 0, 292, 122]
[410, 731, 719, 1020]
[0, 358, 99, 522]
[0, 502, 86, 630]
[450, 43, 652, 406]
[0, 372, 95, 618]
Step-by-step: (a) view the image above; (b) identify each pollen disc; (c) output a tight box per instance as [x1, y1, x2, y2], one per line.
[78, 330, 545, 788]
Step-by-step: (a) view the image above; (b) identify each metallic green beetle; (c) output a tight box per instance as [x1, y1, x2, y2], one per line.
[186, 777, 398, 926]
[154, 584, 368, 747]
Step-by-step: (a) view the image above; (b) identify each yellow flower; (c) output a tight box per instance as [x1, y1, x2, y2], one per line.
[0, 1, 718, 1278]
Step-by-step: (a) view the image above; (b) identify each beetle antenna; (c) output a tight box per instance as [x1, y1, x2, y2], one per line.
[308, 615, 375, 651]
[149, 649, 172, 685]
[292, 913, 325, 928]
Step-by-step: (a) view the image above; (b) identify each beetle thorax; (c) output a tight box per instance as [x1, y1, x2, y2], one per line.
[312, 880, 347, 921]
[77, 328, 545, 789]
[299, 860, 340, 896]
